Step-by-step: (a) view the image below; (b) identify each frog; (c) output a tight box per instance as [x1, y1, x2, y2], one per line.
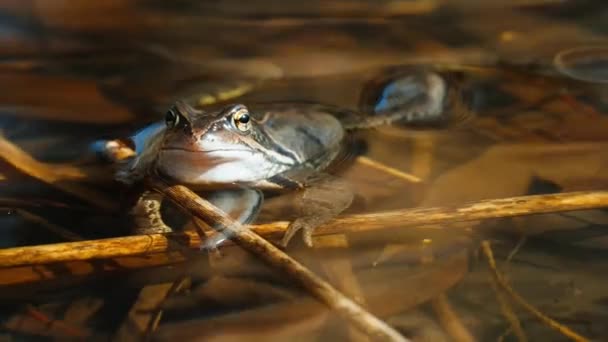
[95, 66, 471, 248]
[108, 101, 359, 248]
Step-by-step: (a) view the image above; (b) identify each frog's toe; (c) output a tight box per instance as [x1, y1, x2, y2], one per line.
[201, 233, 228, 252]
[301, 226, 314, 247]
[132, 217, 173, 234]
[281, 219, 316, 248]
[130, 191, 173, 235]
[200, 239, 224, 259]
[281, 220, 303, 248]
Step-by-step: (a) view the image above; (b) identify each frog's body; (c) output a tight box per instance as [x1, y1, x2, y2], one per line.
[110, 101, 359, 247]
[97, 67, 469, 248]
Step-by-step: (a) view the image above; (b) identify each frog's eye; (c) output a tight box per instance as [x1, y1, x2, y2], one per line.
[232, 110, 251, 132]
[165, 107, 179, 128]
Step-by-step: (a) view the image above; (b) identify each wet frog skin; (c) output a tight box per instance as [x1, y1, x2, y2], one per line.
[114, 101, 355, 247]
[150, 102, 345, 190]
[98, 67, 470, 248]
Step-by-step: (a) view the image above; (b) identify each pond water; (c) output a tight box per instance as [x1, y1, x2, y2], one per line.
[1, 1, 608, 341]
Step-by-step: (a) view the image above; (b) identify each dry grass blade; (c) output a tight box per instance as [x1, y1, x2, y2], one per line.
[318, 249, 369, 341]
[115, 279, 189, 341]
[431, 294, 475, 342]
[149, 180, 409, 342]
[489, 277, 527, 342]
[421, 239, 475, 342]
[481, 241, 589, 342]
[0, 135, 116, 211]
[482, 242, 527, 342]
[356, 156, 422, 183]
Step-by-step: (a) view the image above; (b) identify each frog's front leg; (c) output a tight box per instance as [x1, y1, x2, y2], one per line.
[199, 188, 263, 250]
[129, 188, 263, 240]
[281, 175, 354, 248]
[130, 190, 173, 234]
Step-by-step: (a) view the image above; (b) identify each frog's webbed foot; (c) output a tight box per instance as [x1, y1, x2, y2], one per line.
[281, 175, 354, 248]
[130, 190, 172, 234]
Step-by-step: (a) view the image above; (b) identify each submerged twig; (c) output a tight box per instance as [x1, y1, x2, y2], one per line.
[430, 294, 476, 342]
[0, 135, 116, 211]
[144, 278, 190, 337]
[148, 179, 408, 342]
[482, 241, 526, 342]
[318, 248, 369, 341]
[491, 280, 527, 342]
[0, 253, 189, 287]
[421, 239, 476, 342]
[356, 156, 421, 183]
[506, 236, 527, 264]
[115, 279, 189, 341]
[0, 231, 201, 267]
[481, 241, 589, 342]
[251, 190, 608, 237]
[20, 305, 90, 338]
[0, 191, 607, 268]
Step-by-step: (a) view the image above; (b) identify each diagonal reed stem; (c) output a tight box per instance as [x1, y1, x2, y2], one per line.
[148, 179, 409, 342]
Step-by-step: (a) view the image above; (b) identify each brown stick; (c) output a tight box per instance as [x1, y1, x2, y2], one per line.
[149, 180, 408, 342]
[482, 242, 527, 342]
[356, 156, 421, 183]
[278, 190, 608, 236]
[481, 241, 589, 342]
[0, 190, 607, 268]
[0, 232, 201, 267]
[422, 239, 476, 342]
[431, 294, 476, 342]
[0, 135, 116, 211]
[115, 280, 186, 341]
[0, 253, 188, 287]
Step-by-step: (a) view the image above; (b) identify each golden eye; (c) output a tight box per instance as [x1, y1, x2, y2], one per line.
[233, 110, 251, 132]
[165, 107, 179, 128]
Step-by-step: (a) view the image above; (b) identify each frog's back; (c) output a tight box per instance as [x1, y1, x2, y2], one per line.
[250, 103, 345, 166]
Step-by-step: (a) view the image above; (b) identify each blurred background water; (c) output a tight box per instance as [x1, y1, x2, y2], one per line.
[1, 1, 608, 341]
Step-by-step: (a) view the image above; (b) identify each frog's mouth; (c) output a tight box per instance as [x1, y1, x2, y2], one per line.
[158, 148, 257, 168]
[156, 147, 278, 186]
[161, 147, 252, 154]
[157, 148, 246, 175]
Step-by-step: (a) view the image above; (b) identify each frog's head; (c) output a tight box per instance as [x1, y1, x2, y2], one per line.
[156, 101, 293, 186]
[160, 101, 254, 153]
